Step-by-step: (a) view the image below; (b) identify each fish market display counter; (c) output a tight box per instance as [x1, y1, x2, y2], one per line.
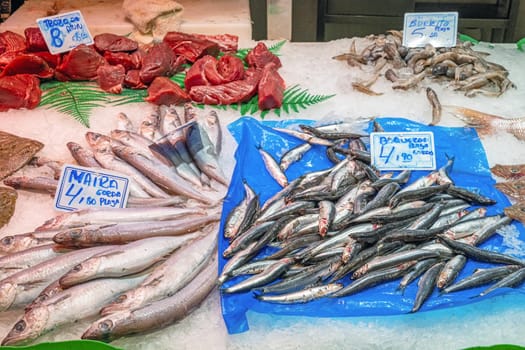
[0, 37, 524, 349]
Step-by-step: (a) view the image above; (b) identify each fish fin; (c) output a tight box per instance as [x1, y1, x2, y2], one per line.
[143, 275, 164, 287]
[45, 293, 72, 306]
[18, 280, 47, 290]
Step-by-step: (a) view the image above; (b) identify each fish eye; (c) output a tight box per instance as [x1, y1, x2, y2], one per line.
[510, 168, 520, 173]
[99, 320, 113, 331]
[14, 320, 26, 332]
[1, 236, 13, 246]
[72, 264, 82, 272]
[116, 295, 127, 303]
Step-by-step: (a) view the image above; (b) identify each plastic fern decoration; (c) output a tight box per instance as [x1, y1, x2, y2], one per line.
[39, 81, 110, 128]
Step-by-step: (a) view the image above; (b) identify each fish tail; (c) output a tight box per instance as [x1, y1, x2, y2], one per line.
[446, 106, 502, 136]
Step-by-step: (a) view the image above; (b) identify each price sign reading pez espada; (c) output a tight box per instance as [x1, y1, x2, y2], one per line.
[370, 132, 436, 171]
[403, 12, 458, 48]
[36, 10, 94, 54]
[54, 165, 130, 212]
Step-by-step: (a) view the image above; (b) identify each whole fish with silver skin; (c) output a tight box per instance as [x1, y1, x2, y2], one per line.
[280, 143, 312, 171]
[201, 110, 222, 156]
[1, 274, 147, 346]
[256, 283, 343, 304]
[436, 254, 467, 289]
[477, 266, 525, 297]
[37, 206, 207, 231]
[411, 261, 445, 312]
[139, 109, 161, 141]
[66, 142, 101, 168]
[442, 265, 522, 294]
[111, 144, 214, 204]
[59, 235, 199, 288]
[53, 214, 219, 247]
[116, 112, 134, 131]
[0, 245, 115, 311]
[258, 147, 288, 187]
[0, 230, 59, 254]
[82, 256, 218, 343]
[224, 181, 259, 240]
[100, 230, 217, 316]
[3, 176, 58, 195]
[186, 121, 228, 186]
[0, 244, 69, 280]
[85, 132, 167, 199]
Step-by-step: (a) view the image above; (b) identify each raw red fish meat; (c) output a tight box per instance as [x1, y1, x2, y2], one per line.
[140, 42, 182, 84]
[0, 54, 54, 79]
[257, 63, 285, 110]
[145, 76, 191, 105]
[97, 64, 126, 94]
[218, 54, 245, 83]
[0, 74, 41, 111]
[55, 44, 105, 81]
[94, 33, 138, 53]
[104, 51, 140, 71]
[23, 27, 48, 52]
[245, 42, 281, 69]
[192, 33, 239, 53]
[124, 69, 146, 89]
[0, 31, 26, 54]
[163, 32, 219, 63]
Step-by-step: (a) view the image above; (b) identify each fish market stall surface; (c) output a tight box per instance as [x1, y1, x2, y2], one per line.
[0, 39, 524, 349]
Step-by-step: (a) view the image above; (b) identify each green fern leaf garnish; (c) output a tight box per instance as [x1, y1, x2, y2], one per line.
[269, 40, 286, 54]
[39, 81, 110, 128]
[109, 88, 148, 106]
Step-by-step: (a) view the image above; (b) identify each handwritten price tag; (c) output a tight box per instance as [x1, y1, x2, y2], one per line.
[403, 12, 458, 48]
[36, 10, 94, 54]
[54, 165, 130, 212]
[370, 132, 436, 171]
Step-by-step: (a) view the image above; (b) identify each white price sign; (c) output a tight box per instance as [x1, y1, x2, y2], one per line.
[370, 131, 436, 171]
[403, 12, 458, 48]
[36, 10, 94, 54]
[54, 165, 131, 212]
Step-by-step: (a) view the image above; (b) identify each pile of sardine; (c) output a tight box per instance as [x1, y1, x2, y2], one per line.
[0, 104, 227, 345]
[219, 121, 525, 311]
[334, 30, 515, 97]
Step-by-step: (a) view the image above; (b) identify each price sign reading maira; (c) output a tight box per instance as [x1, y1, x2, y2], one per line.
[36, 10, 94, 54]
[370, 132, 436, 171]
[54, 165, 130, 212]
[403, 12, 458, 48]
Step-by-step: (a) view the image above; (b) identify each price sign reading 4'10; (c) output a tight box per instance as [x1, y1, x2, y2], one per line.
[403, 12, 458, 48]
[370, 131, 436, 171]
[36, 10, 94, 54]
[54, 165, 131, 212]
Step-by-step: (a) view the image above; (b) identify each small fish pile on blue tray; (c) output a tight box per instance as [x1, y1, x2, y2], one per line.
[219, 116, 525, 334]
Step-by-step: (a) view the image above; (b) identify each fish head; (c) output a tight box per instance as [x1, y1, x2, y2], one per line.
[85, 132, 112, 151]
[99, 290, 142, 316]
[82, 312, 131, 342]
[1, 307, 49, 345]
[491, 164, 525, 180]
[0, 282, 18, 311]
[504, 203, 525, 223]
[0, 235, 19, 254]
[53, 228, 84, 245]
[59, 257, 101, 288]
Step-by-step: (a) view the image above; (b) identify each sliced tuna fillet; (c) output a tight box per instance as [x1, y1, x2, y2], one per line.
[189, 68, 262, 105]
[97, 64, 126, 94]
[104, 51, 140, 71]
[24, 27, 48, 52]
[145, 76, 191, 105]
[0, 54, 54, 79]
[163, 32, 219, 63]
[218, 54, 245, 83]
[192, 33, 239, 53]
[258, 63, 285, 110]
[0, 31, 26, 54]
[94, 33, 138, 52]
[245, 42, 281, 69]
[0, 74, 41, 112]
[55, 44, 105, 81]
[124, 69, 146, 89]
[140, 42, 181, 85]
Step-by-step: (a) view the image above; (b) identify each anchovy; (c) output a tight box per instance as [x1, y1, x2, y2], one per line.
[436, 254, 467, 289]
[446, 185, 496, 206]
[224, 181, 259, 239]
[438, 235, 525, 266]
[477, 266, 525, 297]
[411, 261, 445, 312]
[318, 200, 336, 237]
[221, 257, 293, 294]
[258, 147, 288, 187]
[442, 265, 522, 294]
[273, 127, 334, 146]
[256, 283, 343, 304]
[397, 258, 439, 293]
[58, 235, 199, 288]
[280, 143, 312, 171]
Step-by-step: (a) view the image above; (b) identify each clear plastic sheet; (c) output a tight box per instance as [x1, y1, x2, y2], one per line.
[219, 116, 525, 334]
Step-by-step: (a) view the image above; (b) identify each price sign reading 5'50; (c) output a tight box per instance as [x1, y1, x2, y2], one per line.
[36, 10, 94, 54]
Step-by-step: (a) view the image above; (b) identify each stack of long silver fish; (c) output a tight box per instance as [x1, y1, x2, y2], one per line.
[219, 121, 525, 310]
[334, 30, 515, 97]
[0, 104, 227, 345]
